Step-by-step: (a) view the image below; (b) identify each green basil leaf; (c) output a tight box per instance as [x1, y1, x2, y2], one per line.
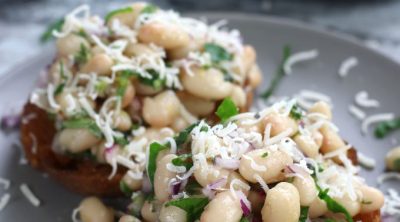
[290, 104, 303, 120]
[59, 61, 67, 80]
[318, 188, 353, 222]
[172, 154, 193, 170]
[74, 43, 90, 64]
[299, 206, 309, 222]
[54, 83, 65, 96]
[165, 197, 209, 221]
[114, 136, 129, 146]
[261, 152, 269, 158]
[204, 43, 233, 64]
[95, 80, 109, 94]
[174, 123, 198, 148]
[261, 45, 291, 99]
[147, 142, 169, 187]
[374, 118, 400, 139]
[119, 180, 133, 196]
[140, 4, 158, 14]
[240, 217, 250, 222]
[62, 118, 102, 138]
[40, 18, 65, 43]
[105, 7, 133, 23]
[215, 98, 239, 122]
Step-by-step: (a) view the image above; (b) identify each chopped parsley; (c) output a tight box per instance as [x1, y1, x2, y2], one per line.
[204, 43, 233, 64]
[114, 136, 129, 147]
[374, 117, 400, 139]
[299, 206, 309, 222]
[59, 61, 67, 80]
[239, 217, 250, 222]
[289, 104, 303, 120]
[361, 200, 372, 205]
[116, 75, 131, 97]
[172, 154, 193, 170]
[105, 6, 133, 23]
[165, 197, 209, 221]
[95, 80, 109, 94]
[74, 43, 90, 64]
[62, 118, 102, 138]
[260, 45, 291, 99]
[317, 188, 353, 222]
[261, 152, 269, 158]
[119, 180, 133, 196]
[140, 4, 158, 14]
[173, 123, 198, 148]
[40, 18, 65, 43]
[215, 98, 239, 123]
[147, 142, 169, 187]
[53, 83, 65, 96]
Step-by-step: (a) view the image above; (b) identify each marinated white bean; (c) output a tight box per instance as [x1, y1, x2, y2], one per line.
[113, 110, 133, 131]
[141, 200, 158, 222]
[138, 22, 190, 49]
[230, 85, 247, 109]
[194, 162, 230, 187]
[200, 191, 242, 222]
[308, 197, 328, 218]
[332, 194, 361, 217]
[56, 34, 89, 57]
[58, 128, 101, 153]
[247, 64, 262, 89]
[159, 205, 187, 222]
[294, 133, 320, 158]
[82, 53, 113, 76]
[319, 124, 346, 154]
[262, 113, 298, 137]
[385, 146, 400, 171]
[292, 173, 318, 206]
[79, 197, 114, 222]
[142, 90, 181, 127]
[177, 91, 216, 117]
[261, 182, 300, 222]
[359, 186, 385, 213]
[154, 154, 178, 202]
[309, 101, 332, 120]
[107, 2, 148, 28]
[119, 215, 141, 222]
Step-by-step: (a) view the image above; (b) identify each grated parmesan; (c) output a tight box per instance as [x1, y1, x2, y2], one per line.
[338, 57, 358, 78]
[361, 113, 395, 135]
[20, 183, 41, 207]
[357, 152, 376, 169]
[284, 49, 319, 75]
[355, 91, 380, 108]
[378, 172, 400, 185]
[348, 104, 366, 120]
[0, 177, 10, 190]
[0, 193, 11, 212]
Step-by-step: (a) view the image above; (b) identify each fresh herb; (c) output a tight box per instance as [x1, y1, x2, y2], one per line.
[59, 61, 67, 80]
[95, 80, 109, 94]
[172, 154, 193, 170]
[394, 158, 400, 171]
[204, 43, 233, 64]
[317, 188, 353, 222]
[40, 18, 65, 43]
[119, 180, 133, 196]
[374, 118, 400, 139]
[105, 7, 133, 23]
[114, 136, 129, 146]
[215, 98, 238, 122]
[75, 29, 88, 39]
[261, 152, 269, 158]
[62, 118, 102, 138]
[129, 192, 145, 217]
[299, 206, 309, 222]
[121, 69, 166, 90]
[324, 219, 336, 222]
[165, 197, 209, 221]
[260, 45, 291, 99]
[220, 68, 234, 82]
[116, 75, 130, 97]
[54, 83, 65, 96]
[290, 104, 303, 120]
[361, 200, 372, 205]
[174, 123, 198, 148]
[147, 142, 169, 187]
[140, 4, 158, 14]
[74, 43, 90, 64]
[239, 217, 250, 222]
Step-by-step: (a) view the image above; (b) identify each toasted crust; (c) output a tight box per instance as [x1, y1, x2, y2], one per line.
[21, 103, 125, 197]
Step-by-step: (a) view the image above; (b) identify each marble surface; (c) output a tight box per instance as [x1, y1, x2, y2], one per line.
[1, 0, 400, 76]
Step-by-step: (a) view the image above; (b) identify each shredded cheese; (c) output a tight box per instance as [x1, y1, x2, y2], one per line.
[20, 183, 40, 207]
[361, 113, 395, 135]
[0, 177, 11, 190]
[338, 57, 358, 77]
[348, 104, 366, 120]
[357, 152, 376, 169]
[355, 91, 380, 108]
[0, 193, 11, 212]
[284, 49, 319, 75]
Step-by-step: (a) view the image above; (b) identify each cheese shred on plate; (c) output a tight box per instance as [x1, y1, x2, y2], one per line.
[20, 183, 41, 207]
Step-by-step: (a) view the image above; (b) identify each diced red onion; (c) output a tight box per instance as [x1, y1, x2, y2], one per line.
[172, 181, 181, 195]
[1, 114, 21, 130]
[284, 164, 307, 180]
[215, 157, 240, 170]
[202, 177, 227, 199]
[236, 190, 251, 216]
[141, 174, 152, 193]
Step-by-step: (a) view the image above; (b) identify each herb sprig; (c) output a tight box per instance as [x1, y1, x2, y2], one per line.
[374, 117, 400, 138]
[215, 98, 239, 123]
[165, 197, 209, 221]
[40, 18, 65, 43]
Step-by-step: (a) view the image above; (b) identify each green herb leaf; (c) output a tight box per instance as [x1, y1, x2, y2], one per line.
[215, 98, 239, 122]
[324, 219, 337, 222]
[105, 7, 133, 23]
[299, 206, 309, 222]
[119, 180, 133, 196]
[114, 136, 129, 146]
[240, 217, 250, 222]
[140, 4, 158, 14]
[172, 154, 193, 170]
[374, 118, 400, 139]
[74, 43, 90, 64]
[54, 83, 65, 96]
[261, 152, 269, 158]
[260, 45, 291, 99]
[204, 43, 233, 64]
[40, 18, 65, 43]
[147, 142, 169, 187]
[174, 123, 198, 148]
[165, 197, 209, 221]
[290, 104, 303, 120]
[95, 80, 109, 94]
[62, 118, 102, 138]
[59, 61, 67, 80]
[317, 188, 353, 222]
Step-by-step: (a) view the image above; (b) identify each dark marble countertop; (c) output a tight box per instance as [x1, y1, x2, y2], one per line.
[1, 0, 400, 75]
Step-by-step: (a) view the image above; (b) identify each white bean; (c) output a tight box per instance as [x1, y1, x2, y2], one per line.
[167, 37, 205, 60]
[309, 101, 332, 120]
[119, 215, 141, 222]
[181, 67, 233, 100]
[385, 146, 400, 171]
[200, 191, 242, 222]
[121, 172, 142, 191]
[308, 197, 327, 218]
[247, 64, 262, 89]
[194, 162, 230, 187]
[154, 154, 178, 202]
[293, 134, 320, 158]
[121, 82, 136, 108]
[124, 43, 159, 57]
[239, 149, 293, 184]
[262, 113, 298, 137]
[142, 90, 181, 127]
[332, 194, 361, 217]
[82, 53, 113, 76]
[171, 117, 190, 132]
[107, 2, 148, 28]
[58, 128, 101, 153]
[113, 110, 132, 131]
[292, 173, 318, 206]
[56, 34, 89, 57]
[177, 91, 216, 117]
[359, 186, 384, 213]
[79, 197, 114, 222]
[159, 205, 187, 222]
[261, 182, 300, 222]
[133, 80, 163, 96]
[141, 200, 158, 222]
[138, 22, 190, 49]
[319, 124, 346, 155]
[230, 85, 247, 109]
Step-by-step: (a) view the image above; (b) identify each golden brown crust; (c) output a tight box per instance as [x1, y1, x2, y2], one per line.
[20, 103, 125, 197]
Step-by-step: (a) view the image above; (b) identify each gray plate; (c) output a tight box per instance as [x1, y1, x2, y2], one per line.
[1, 13, 399, 221]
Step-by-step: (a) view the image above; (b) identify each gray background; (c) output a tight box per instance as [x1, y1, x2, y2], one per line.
[1, 0, 400, 75]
